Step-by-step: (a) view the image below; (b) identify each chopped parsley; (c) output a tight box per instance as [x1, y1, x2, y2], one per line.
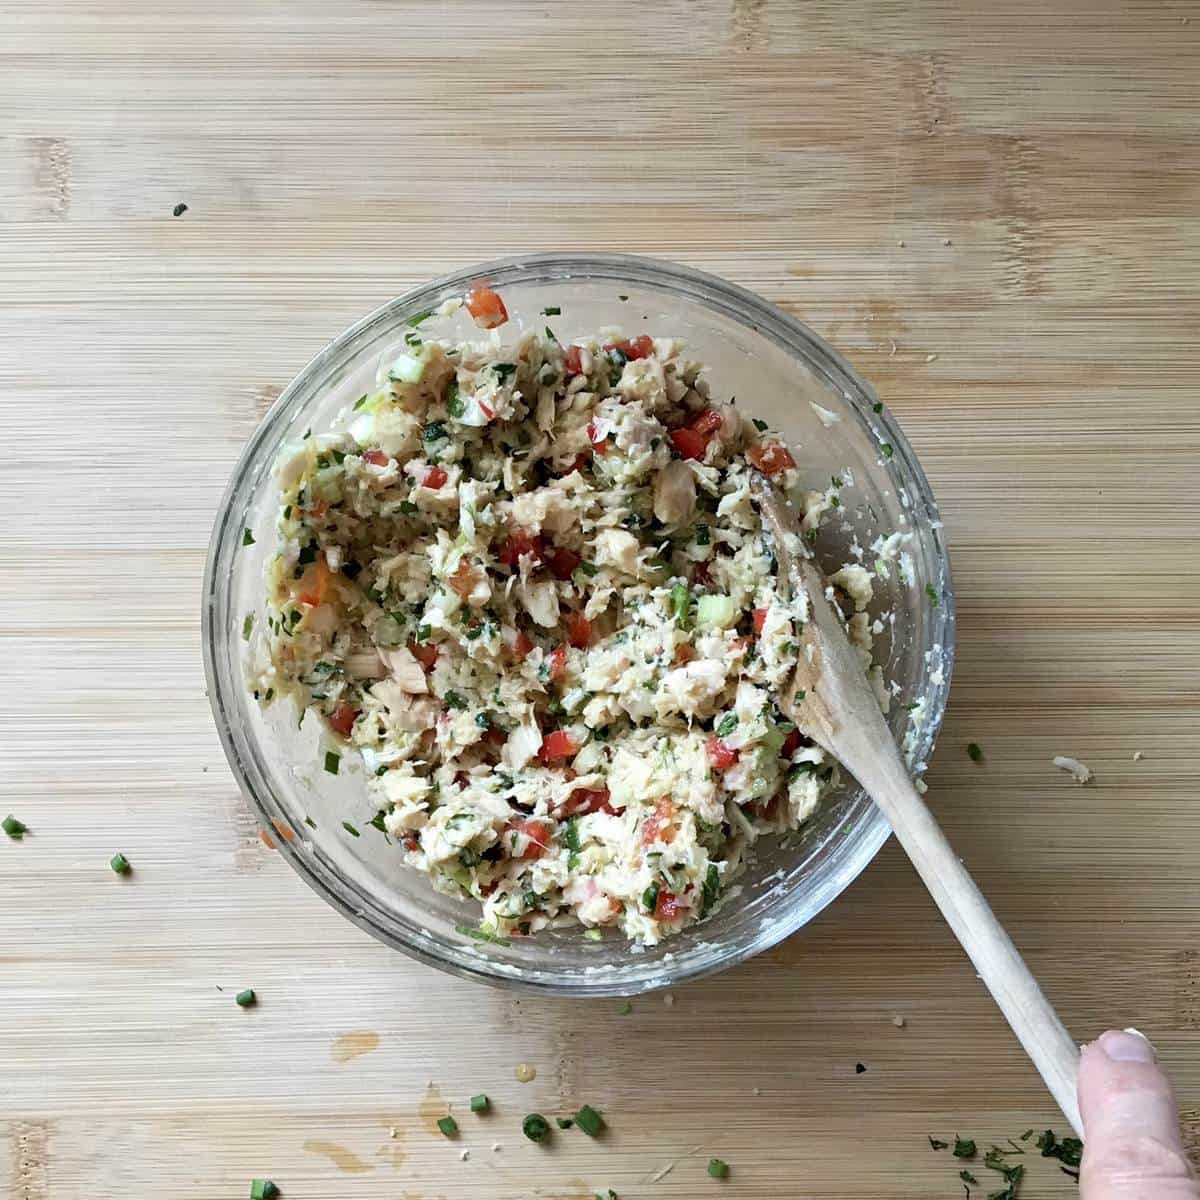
[701, 863, 720, 915]
[109, 852, 132, 876]
[926, 583, 940, 606]
[929, 1137, 950, 1151]
[172, 202, 188, 217]
[880, 442, 894, 459]
[574, 1105, 605, 1137]
[341, 820, 360, 837]
[618, 1001, 633, 1016]
[967, 742, 983, 763]
[242, 527, 255, 546]
[323, 750, 340, 775]
[3, 814, 28, 839]
[446, 380, 464, 418]
[492, 362, 517, 382]
[752, 418, 768, 432]
[249, 1181, 279, 1200]
[959, 1170, 978, 1185]
[406, 308, 434, 328]
[542, 306, 561, 316]
[872, 401, 883, 413]
[470, 1093, 490, 1114]
[707, 1158, 730, 1179]
[1035, 1129, 1082, 1168]
[444, 690, 467, 710]
[953, 1136, 977, 1159]
[423, 420, 448, 443]
[715, 713, 737, 737]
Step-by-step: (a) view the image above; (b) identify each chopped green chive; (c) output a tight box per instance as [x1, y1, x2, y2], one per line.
[715, 713, 737, 737]
[399, 500, 419, 515]
[707, 1158, 730, 1179]
[324, 750, 340, 775]
[341, 820, 360, 837]
[544, 325, 558, 343]
[752, 418, 768, 432]
[563, 817, 581, 854]
[235, 988, 256, 1008]
[953, 1136, 977, 1159]
[3, 815, 28, 840]
[522, 1113, 551, 1143]
[242, 527, 255, 546]
[542, 306, 562, 316]
[880, 442, 894, 459]
[967, 742, 983, 763]
[437, 1115, 458, 1137]
[242, 613, 254, 641]
[470, 1093, 490, 1114]
[110, 852, 131, 876]
[353, 392, 369, 410]
[406, 308, 434, 328]
[670, 582, 691, 629]
[701, 862, 720, 916]
[446, 380, 464, 418]
[455, 923, 512, 946]
[492, 362, 517, 382]
[249, 1181, 279, 1200]
[642, 882, 660, 912]
[574, 1105, 605, 1137]
[925, 583, 940, 607]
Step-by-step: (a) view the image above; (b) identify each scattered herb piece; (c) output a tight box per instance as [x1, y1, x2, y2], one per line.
[542, 306, 562, 316]
[1019, 1130, 1033, 1142]
[406, 309, 434, 328]
[110, 853, 131, 876]
[455, 924, 511, 946]
[960, 1169, 978, 1185]
[444, 690, 467, 710]
[701, 863, 721, 916]
[872, 401, 884, 413]
[341, 820, 360, 837]
[235, 988, 256, 1008]
[3, 815, 28, 840]
[556, 1117, 575, 1130]
[353, 393, 369, 410]
[855, 1062, 867, 1074]
[752, 418, 768, 432]
[715, 713, 737, 737]
[707, 1158, 730, 1179]
[492, 362, 517, 382]
[242, 527, 256, 546]
[574, 1105, 605, 1137]
[618, 1001, 633, 1015]
[544, 326, 558, 343]
[929, 1137, 950, 1151]
[617, 294, 629, 301]
[967, 742, 984, 763]
[954, 1136, 977, 1159]
[881, 442, 894, 459]
[172, 202, 188, 217]
[242, 613, 254, 641]
[925, 583, 940, 607]
[437, 1115, 458, 1137]
[249, 1181, 279, 1200]
[522, 1113, 551, 1143]
[324, 750, 340, 775]
[470, 1093, 490, 1114]
[642, 882, 660, 912]
[1035, 1129, 1082, 1168]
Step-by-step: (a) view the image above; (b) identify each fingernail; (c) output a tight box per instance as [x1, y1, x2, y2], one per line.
[1098, 1028, 1156, 1063]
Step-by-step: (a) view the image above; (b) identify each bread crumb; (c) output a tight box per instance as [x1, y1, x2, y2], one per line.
[1133, 751, 1145, 762]
[663, 992, 675, 1007]
[897, 239, 906, 248]
[942, 238, 952, 246]
[491, 1143, 501, 1153]
[1052, 755, 1093, 784]
[460, 1149, 470, 1162]
[892, 1015, 906, 1028]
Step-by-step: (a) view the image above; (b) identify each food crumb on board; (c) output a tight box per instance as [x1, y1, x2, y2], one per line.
[942, 237, 952, 246]
[663, 992, 675, 1007]
[753, 1087, 762, 1096]
[855, 1062, 867, 1074]
[172, 202, 188, 217]
[888, 339, 898, 357]
[491, 1142, 501, 1153]
[925, 353, 938, 363]
[459, 1149, 470, 1162]
[897, 239, 906, 247]
[389, 1127, 399, 1139]
[1133, 751, 1145, 762]
[893, 1015, 906, 1028]
[515, 1062, 537, 1083]
[1052, 755, 1093, 784]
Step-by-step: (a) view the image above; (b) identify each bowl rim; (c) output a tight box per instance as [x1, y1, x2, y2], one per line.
[202, 252, 955, 995]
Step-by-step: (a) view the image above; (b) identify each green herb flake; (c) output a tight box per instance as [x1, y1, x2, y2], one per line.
[715, 713, 737, 738]
[436, 1115, 459, 1138]
[967, 742, 984, 763]
[446, 380, 464, 418]
[399, 500, 419, 516]
[3, 815, 28, 840]
[960, 1170, 978, 1185]
[577, 560, 599, 577]
[172, 202, 188, 217]
[241, 613, 255, 641]
[925, 583, 940, 607]
[563, 817, 581, 854]
[522, 1113, 551, 1143]
[670, 582, 691, 629]
[544, 325, 558, 343]
[953, 1136, 977, 1159]
[249, 1181, 279, 1200]
[353, 393, 369, 410]
[556, 1117, 575, 1130]
[406, 308, 434, 328]
[470, 1093, 490, 1114]
[872, 401, 884, 413]
[242, 527, 256, 546]
[455, 923, 511, 947]
[880, 442, 894, 459]
[110, 852, 132, 876]
[617, 294, 629, 302]
[341, 820, 360, 837]
[444, 689, 467, 710]
[324, 750, 340, 775]
[574, 1105, 605, 1137]
[235, 988, 256, 1008]
[641, 881, 660, 913]
[423, 420, 448, 443]
[752, 418, 768, 432]
[618, 1001, 633, 1015]
[542, 306, 562, 316]
[707, 1158, 730, 1179]
[492, 362, 517, 383]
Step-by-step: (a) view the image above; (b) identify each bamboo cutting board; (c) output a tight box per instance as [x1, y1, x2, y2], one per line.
[2, 2, 1199, 1197]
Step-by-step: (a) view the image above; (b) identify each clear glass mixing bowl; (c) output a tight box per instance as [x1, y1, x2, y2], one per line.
[202, 254, 954, 996]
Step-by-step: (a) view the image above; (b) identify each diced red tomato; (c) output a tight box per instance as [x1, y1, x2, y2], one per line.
[564, 611, 592, 649]
[507, 817, 551, 861]
[328, 701, 358, 737]
[296, 557, 332, 607]
[538, 729, 578, 761]
[752, 607, 768, 635]
[464, 284, 509, 330]
[563, 344, 583, 376]
[746, 441, 796, 476]
[408, 639, 438, 671]
[781, 728, 803, 758]
[362, 449, 390, 467]
[548, 645, 568, 683]
[654, 890, 684, 922]
[561, 786, 616, 818]
[669, 427, 708, 461]
[587, 420, 607, 454]
[514, 630, 534, 658]
[623, 334, 654, 360]
[674, 642, 696, 665]
[706, 734, 738, 771]
[498, 530, 545, 567]
[402, 833, 419, 852]
[641, 797, 676, 845]
[546, 545, 581, 581]
[420, 465, 448, 489]
[689, 408, 723, 437]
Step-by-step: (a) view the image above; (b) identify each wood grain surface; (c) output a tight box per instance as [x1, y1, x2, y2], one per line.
[2, 2, 1199, 1197]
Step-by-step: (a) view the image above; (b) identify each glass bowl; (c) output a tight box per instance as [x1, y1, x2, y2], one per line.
[202, 253, 954, 996]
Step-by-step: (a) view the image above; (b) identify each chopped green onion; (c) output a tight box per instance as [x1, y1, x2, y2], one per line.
[574, 1105, 605, 1137]
[437, 1115, 458, 1137]
[492, 363, 516, 382]
[249, 1181, 279, 1200]
[953, 1136, 977, 1159]
[642, 882, 660, 912]
[324, 750, 340, 775]
[446, 380, 464, 418]
[670, 582, 691, 629]
[235, 988, 256, 1008]
[563, 817, 581, 854]
[707, 1158, 730, 1179]
[556, 1117, 575, 1130]
[715, 713, 737, 737]
[752, 418, 768, 432]
[577, 560, 599, 577]
[872, 401, 884, 413]
[399, 500, 419, 516]
[341, 821, 360, 837]
[470, 1094, 490, 1114]
[3, 815, 28, 840]
[880, 443, 894, 459]
[242, 613, 254, 641]
[925, 583, 940, 607]
[423, 420, 448, 443]
[542, 306, 562, 316]
[406, 308, 434, 327]
[455, 923, 511, 946]
[701, 863, 720, 916]
[544, 325, 558, 343]
[522, 1113, 551, 1143]
[444, 690, 467, 710]
[967, 742, 983, 763]
[242, 527, 255, 546]
[110, 852, 131, 876]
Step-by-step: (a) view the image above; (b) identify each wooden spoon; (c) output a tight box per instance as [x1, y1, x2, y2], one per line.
[752, 474, 1082, 1135]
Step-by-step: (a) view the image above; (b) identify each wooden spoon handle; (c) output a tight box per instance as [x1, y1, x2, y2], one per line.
[851, 734, 1082, 1135]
